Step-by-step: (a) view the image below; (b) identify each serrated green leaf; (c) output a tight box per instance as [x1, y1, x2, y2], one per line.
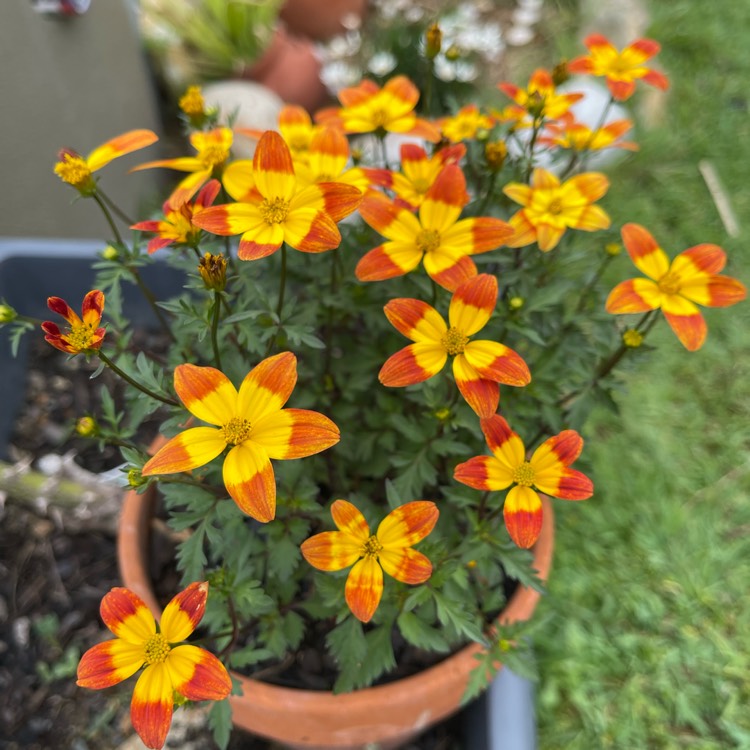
[208, 699, 232, 750]
[397, 610, 450, 652]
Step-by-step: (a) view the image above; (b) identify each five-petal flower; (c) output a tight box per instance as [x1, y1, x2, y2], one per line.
[379, 274, 531, 417]
[454, 414, 593, 548]
[301, 499, 439, 623]
[76, 582, 231, 750]
[141, 353, 340, 522]
[605, 223, 747, 350]
[42, 290, 106, 354]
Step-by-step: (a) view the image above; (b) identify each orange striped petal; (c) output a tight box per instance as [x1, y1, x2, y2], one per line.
[337, 79, 380, 107]
[568, 172, 610, 202]
[141, 427, 226, 477]
[383, 298, 447, 342]
[87, 129, 158, 171]
[660, 292, 700, 317]
[607, 78, 635, 101]
[159, 582, 207, 643]
[47, 296, 81, 326]
[481, 414, 526, 469]
[308, 127, 349, 180]
[284, 207, 342, 253]
[251, 408, 340, 459]
[672, 244, 725, 275]
[535, 467, 594, 500]
[503, 485, 543, 549]
[689, 276, 747, 308]
[193, 203, 265, 237]
[222, 160, 258, 203]
[345, 557, 383, 623]
[452, 355, 500, 418]
[379, 547, 432, 584]
[377, 501, 439, 548]
[164, 644, 232, 701]
[462, 341, 531, 386]
[505, 211, 538, 249]
[174, 364, 238, 425]
[574, 204, 611, 232]
[356, 242, 423, 282]
[360, 191, 422, 241]
[331, 499, 370, 540]
[81, 290, 104, 326]
[238, 228, 284, 260]
[530, 168, 560, 190]
[663, 310, 707, 351]
[168, 169, 213, 208]
[100, 587, 155, 644]
[253, 131, 296, 201]
[131, 156, 203, 173]
[237, 351, 296, 422]
[605, 278, 661, 313]
[503, 182, 533, 207]
[379, 343, 447, 386]
[130, 663, 173, 750]
[621, 223, 670, 279]
[384, 75, 420, 108]
[223, 442, 276, 522]
[536, 223, 566, 252]
[453, 454, 514, 491]
[444, 217, 514, 255]
[449, 274, 496, 335]
[531, 429, 583, 470]
[77, 639, 144, 689]
[301, 530, 364, 571]
[641, 69, 670, 91]
[423, 250, 477, 292]
[419, 165, 467, 232]
[41, 323, 74, 353]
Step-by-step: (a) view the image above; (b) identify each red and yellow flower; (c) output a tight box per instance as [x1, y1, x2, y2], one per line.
[567, 34, 669, 101]
[606, 223, 747, 351]
[141, 352, 340, 522]
[540, 112, 637, 152]
[454, 415, 593, 549]
[379, 274, 530, 417]
[42, 290, 106, 354]
[77, 582, 231, 750]
[301, 499, 439, 623]
[237, 104, 321, 163]
[503, 167, 610, 252]
[316, 75, 441, 142]
[357, 164, 513, 290]
[131, 179, 220, 254]
[438, 105, 495, 143]
[496, 69, 583, 128]
[133, 127, 233, 208]
[193, 130, 362, 261]
[54, 130, 158, 194]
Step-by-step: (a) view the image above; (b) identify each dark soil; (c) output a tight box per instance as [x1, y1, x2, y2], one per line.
[0, 338, 466, 749]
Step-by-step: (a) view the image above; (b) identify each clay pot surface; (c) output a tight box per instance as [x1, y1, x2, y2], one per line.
[118, 485, 553, 750]
[280, 0, 368, 41]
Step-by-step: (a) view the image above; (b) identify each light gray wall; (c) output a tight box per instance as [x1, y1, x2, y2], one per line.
[0, 1, 166, 239]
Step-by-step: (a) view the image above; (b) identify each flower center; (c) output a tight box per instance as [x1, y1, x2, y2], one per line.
[546, 197, 563, 215]
[54, 155, 92, 188]
[512, 461, 536, 487]
[200, 145, 228, 170]
[441, 326, 469, 355]
[222, 417, 252, 445]
[416, 228, 441, 254]
[362, 535, 383, 558]
[370, 108, 389, 128]
[143, 633, 171, 665]
[411, 177, 431, 195]
[65, 322, 97, 351]
[658, 272, 681, 296]
[261, 196, 290, 225]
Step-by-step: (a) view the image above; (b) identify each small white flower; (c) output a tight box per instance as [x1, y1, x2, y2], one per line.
[367, 50, 397, 76]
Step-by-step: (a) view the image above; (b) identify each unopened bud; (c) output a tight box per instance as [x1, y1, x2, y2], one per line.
[509, 296, 524, 311]
[101, 245, 119, 260]
[75, 416, 97, 437]
[425, 22, 442, 60]
[484, 140, 507, 171]
[605, 242, 622, 256]
[179, 85, 207, 126]
[445, 44, 461, 62]
[551, 60, 570, 87]
[434, 407, 451, 422]
[466, 559, 477, 569]
[127, 468, 147, 488]
[622, 329, 643, 348]
[198, 252, 227, 291]
[0, 303, 17, 324]
[526, 91, 546, 119]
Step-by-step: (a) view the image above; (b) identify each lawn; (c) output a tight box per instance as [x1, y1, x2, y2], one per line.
[533, 2, 750, 747]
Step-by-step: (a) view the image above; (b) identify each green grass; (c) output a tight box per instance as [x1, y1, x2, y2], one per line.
[532, 2, 750, 747]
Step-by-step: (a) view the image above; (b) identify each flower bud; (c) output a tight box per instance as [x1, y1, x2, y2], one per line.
[484, 140, 507, 171]
[445, 44, 461, 62]
[127, 468, 147, 488]
[434, 407, 451, 422]
[75, 416, 98, 437]
[509, 296, 524, 311]
[526, 91, 546, 119]
[466, 559, 477, 569]
[0, 303, 17, 324]
[101, 245, 119, 260]
[425, 23, 442, 60]
[54, 148, 95, 194]
[198, 253, 227, 291]
[622, 329, 644, 348]
[551, 60, 570, 87]
[605, 242, 622, 256]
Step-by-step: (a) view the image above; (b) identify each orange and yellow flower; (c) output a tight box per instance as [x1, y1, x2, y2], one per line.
[540, 113, 637, 152]
[77, 582, 231, 750]
[54, 130, 158, 194]
[374, 142, 466, 211]
[42, 290, 106, 354]
[567, 34, 669, 101]
[357, 164, 513, 291]
[316, 75, 441, 142]
[496, 69, 583, 128]
[503, 167, 610, 252]
[379, 274, 530, 417]
[301, 499, 438, 623]
[237, 104, 321, 163]
[454, 415, 593, 548]
[141, 353, 340, 522]
[438, 104, 495, 143]
[605, 223, 747, 351]
[193, 130, 362, 261]
[133, 127, 233, 208]
[131, 179, 220, 254]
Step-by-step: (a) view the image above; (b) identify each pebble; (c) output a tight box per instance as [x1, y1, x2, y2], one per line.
[12, 616, 31, 648]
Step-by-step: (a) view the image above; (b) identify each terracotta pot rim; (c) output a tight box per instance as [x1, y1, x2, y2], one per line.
[117, 485, 553, 748]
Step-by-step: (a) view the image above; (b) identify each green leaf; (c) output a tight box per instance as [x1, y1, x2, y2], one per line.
[267, 534, 301, 583]
[325, 616, 366, 667]
[333, 623, 396, 693]
[208, 699, 232, 750]
[397, 610, 450, 653]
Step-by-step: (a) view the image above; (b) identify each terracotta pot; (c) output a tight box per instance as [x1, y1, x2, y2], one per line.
[240, 26, 330, 112]
[118, 485, 553, 750]
[279, 0, 368, 41]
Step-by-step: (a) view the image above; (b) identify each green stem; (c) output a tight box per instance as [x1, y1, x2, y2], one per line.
[276, 243, 288, 319]
[92, 192, 124, 246]
[210, 290, 223, 370]
[128, 265, 177, 343]
[96, 188, 135, 226]
[97, 351, 179, 406]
